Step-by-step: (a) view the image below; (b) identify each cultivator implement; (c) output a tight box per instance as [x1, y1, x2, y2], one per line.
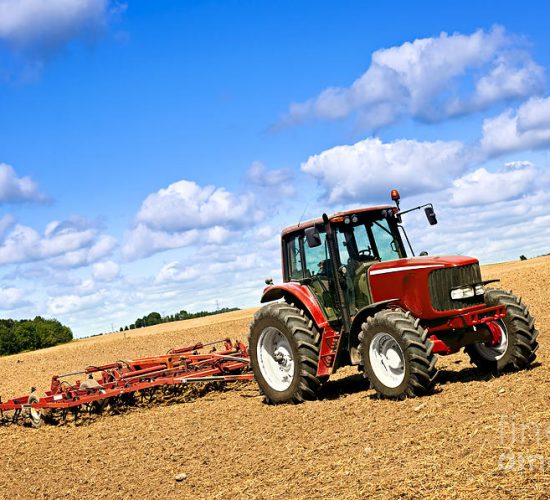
[0, 338, 252, 427]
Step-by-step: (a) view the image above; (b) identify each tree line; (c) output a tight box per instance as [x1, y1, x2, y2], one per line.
[0, 317, 73, 356]
[119, 307, 240, 331]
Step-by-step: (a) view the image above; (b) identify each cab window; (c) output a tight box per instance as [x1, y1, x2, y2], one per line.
[303, 231, 329, 277]
[286, 235, 303, 279]
[347, 224, 375, 260]
[371, 219, 401, 261]
[336, 228, 350, 264]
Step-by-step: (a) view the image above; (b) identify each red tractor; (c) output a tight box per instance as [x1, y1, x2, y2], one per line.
[249, 190, 539, 402]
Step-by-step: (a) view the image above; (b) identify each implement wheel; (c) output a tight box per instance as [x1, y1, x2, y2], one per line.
[465, 289, 539, 373]
[249, 302, 324, 404]
[359, 309, 438, 399]
[27, 393, 43, 428]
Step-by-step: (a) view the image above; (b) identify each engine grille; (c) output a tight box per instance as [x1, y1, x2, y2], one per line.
[428, 264, 484, 312]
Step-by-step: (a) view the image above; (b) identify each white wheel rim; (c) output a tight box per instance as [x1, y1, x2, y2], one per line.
[28, 396, 42, 425]
[369, 332, 406, 388]
[474, 320, 508, 361]
[257, 327, 295, 391]
[30, 407, 41, 423]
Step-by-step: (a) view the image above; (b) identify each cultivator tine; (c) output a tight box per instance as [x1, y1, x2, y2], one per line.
[13, 409, 21, 425]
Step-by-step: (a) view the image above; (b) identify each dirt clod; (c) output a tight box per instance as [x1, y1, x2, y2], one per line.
[414, 402, 426, 412]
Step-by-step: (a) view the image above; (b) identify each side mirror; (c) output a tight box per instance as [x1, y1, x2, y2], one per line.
[304, 226, 322, 248]
[419, 251, 428, 256]
[425, 207, 437, 225]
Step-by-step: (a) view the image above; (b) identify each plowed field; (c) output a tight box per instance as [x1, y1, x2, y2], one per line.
[0, 256, 548, 499]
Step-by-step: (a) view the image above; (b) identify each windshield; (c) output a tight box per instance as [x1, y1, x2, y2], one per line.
[370, 219, 402, 261]
[337, 217, 403, 263]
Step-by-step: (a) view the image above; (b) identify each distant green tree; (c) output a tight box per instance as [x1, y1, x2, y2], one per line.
[117, 306, 240, 332]
[145, 312, 162, 326]
[0, 317, 73, 356]
[0, 324, 20, 355]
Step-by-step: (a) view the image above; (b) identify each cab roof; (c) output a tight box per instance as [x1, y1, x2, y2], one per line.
[281, 205, 394, 237]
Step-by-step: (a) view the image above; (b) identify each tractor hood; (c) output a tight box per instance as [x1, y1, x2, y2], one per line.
[368, 255, 478, 276]
[367, 255, 482, 320]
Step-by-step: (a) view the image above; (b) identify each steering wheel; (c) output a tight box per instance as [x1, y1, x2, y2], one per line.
[358, 248, 374, 259]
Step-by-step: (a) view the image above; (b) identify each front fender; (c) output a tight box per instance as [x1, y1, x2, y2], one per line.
[349, 299, 400, 336]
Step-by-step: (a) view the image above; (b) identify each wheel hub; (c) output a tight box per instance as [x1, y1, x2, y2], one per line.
[369, 332, 406, 389]
[474, 319, 508, 361]
[257, 327, 295, 391]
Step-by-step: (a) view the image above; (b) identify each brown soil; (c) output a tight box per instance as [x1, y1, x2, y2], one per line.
[0, 257, 548, 499]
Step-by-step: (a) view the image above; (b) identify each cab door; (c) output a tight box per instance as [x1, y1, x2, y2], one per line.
[285, 232, 338, 322]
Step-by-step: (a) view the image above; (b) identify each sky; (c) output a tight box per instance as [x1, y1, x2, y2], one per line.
[0, 0, 549, 337]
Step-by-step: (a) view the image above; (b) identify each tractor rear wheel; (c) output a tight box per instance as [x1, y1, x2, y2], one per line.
[359, 309, 438, 399]
[249, 302, 323, 404]
[465, 289, 539, 373]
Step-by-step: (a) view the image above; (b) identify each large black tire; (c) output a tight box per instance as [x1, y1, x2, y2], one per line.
[465, 289, 539, 373]
[359, 309, 438, 399]
[249, 302, 323, 404]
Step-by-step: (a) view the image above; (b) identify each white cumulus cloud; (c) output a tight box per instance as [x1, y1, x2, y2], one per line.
[124, 178, 264, 260]
[280, 27, 545, 130]
[301, 137, 470, 203]
[0, 0, 119, 56]
[449, 161, 538, 206]
[0, 164, 48, 203]
[410, 186, 550, 263]
[517, 96, 550, 131]
[0, 214, 15, 237]
[0, 218, 116, 267]
[136, 179, 258, 232]
[0, 286, 31, 309]
[155, 262, 202, 284]
[246, 161, 296, 197]
[48, 291, 104, 315]
[481, 96, 550, 155]
[122, 224, 200, 261]
[155, 253, 259, 284]
[92, 260, 120, 282]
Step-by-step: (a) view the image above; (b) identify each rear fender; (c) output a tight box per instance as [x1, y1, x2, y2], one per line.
[261, 283, 341, 377]
[261, 283, 330, 328]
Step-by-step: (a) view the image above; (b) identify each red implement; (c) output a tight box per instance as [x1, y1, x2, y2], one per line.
[0, 338, 252, 427]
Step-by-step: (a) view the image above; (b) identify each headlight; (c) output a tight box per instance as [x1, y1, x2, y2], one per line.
[474, 284, 484, 295]
[451, 286, 475, 300]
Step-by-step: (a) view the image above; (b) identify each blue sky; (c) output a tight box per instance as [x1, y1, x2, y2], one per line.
[0, 0, 549, 337]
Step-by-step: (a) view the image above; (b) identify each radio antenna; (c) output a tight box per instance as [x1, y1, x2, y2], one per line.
[297, 201, 310, 227]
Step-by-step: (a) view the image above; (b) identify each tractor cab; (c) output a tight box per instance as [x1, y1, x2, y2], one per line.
[282, 206, 407, 320]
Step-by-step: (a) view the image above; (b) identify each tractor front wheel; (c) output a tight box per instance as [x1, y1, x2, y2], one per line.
[359, 309, 438, 399]
[465, 289, 539, 373]
[249, 302, 323, 404]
